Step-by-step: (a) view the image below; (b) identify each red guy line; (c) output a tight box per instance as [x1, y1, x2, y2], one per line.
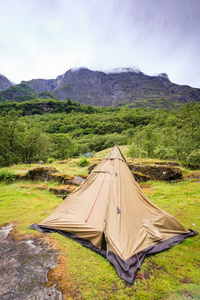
[85, 160, 111, 223]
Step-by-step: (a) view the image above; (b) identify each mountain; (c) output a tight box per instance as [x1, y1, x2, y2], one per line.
[0, 74, 14, 92]
[1, 68, 200, 107]
[0, 83, 58, 103]
[21, 68, 200, 107]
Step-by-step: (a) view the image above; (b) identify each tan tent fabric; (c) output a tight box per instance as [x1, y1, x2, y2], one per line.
[31, 144, 198, 283]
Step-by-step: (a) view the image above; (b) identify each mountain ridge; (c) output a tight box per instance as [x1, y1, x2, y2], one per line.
[0, 74, 14, 92]
[1, 68, 200, 108]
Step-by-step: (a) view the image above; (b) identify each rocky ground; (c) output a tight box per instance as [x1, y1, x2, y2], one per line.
[0, 224, 62, 300]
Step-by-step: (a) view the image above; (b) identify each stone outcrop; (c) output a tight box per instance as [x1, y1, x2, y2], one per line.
[49, 185, 74, 196]
[0, 224, 62, 299]
[22, 166, 86, 186]
[129, 164, 182, 181]
[23, 166, 58, 181]
[52, 174, 85, 186]
[132, 172, 150, 182]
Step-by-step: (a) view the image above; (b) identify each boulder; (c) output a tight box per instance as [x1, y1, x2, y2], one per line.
[129, 164, 182, 181]
[132, 172, 150, 182]
[50, 174, 85, 186]
[24, 166, 58, 181]
[23, 167, 86, 186]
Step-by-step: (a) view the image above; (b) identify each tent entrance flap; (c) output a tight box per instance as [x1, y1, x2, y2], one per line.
[101, 232, 107, 251]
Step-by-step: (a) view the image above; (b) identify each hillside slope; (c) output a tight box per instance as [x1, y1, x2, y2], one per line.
[0, 83, 59, 103]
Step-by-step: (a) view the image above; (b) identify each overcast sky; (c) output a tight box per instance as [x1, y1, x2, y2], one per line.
[0, 0, 200, 87]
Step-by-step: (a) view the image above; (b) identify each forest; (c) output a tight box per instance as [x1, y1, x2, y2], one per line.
[0, 99, 200, 169]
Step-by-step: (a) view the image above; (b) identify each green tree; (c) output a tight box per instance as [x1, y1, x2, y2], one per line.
[0, 110, 24, 165]
[51, 133, 75, 159]
[20, 127, 51, 162]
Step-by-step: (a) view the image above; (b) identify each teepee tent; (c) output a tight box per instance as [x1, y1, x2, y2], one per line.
[30, 144, 197, 284]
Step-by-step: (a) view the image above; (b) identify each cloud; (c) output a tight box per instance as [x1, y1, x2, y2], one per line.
[0, 0, 199, 87]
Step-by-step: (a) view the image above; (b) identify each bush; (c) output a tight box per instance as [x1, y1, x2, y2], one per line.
[127, 144, 148, 158]
[47, 157, 55, 163]
[186, 150, 200, 169]
[79, 157, 90, 167]
[153, 146, 177, 160]
[0, 169, 17, 182]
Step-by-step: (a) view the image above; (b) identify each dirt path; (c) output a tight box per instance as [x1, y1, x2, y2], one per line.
[0, 224, 62, 300]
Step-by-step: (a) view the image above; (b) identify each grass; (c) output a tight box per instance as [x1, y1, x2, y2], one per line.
[0, 157, 199, 299]
[0, 181, 63, 235]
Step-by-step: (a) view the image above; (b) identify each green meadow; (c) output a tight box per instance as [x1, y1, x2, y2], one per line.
[0, 152, 199, 300]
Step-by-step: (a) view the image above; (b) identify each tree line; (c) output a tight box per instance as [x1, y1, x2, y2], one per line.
[0, 100, 199, 169]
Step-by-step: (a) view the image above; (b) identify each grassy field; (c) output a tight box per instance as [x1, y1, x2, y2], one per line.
[0, 151, 199, 300]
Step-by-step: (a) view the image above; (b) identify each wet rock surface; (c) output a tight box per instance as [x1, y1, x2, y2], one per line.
[0, 224, 62, 300]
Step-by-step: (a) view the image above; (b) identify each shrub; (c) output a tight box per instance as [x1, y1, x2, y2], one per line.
[153, 146, 177, 160]
[127, 144, 148, 158]
[0, 169, 17, 182]
[79, 157, 90, 167]
[186, 150, 200, 169]
[47, 157, 55, 163]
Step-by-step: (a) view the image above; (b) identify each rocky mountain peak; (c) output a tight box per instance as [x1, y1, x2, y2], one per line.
[158, 73, 169, 80]
[0, 74, 14, 92]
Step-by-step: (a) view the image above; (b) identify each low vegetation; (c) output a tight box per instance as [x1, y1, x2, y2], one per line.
[0, 169, 17, 182]
[0, 152, 199, 299]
